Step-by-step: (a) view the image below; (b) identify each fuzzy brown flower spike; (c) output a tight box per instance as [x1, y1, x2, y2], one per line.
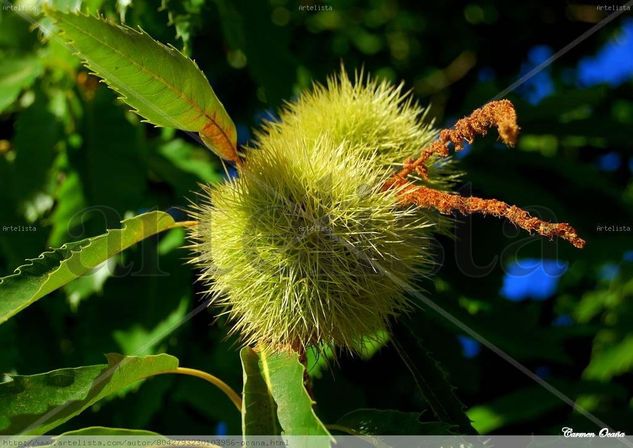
[396, 100, 519, 180]
[386, 100, 586, 249]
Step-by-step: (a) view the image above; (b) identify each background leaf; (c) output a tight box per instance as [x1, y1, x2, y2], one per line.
[75, 87, 147, 217]
[0, 56, 43, 113]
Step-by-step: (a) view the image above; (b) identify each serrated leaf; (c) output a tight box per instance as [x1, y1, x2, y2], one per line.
[46, 9, 238, 162]
[260, 350, 330, 439]
[0, 211, 181, 325]
[336, 409, 456, 435]
[0, 353, 178, 435]
[263, 350, 330, 437]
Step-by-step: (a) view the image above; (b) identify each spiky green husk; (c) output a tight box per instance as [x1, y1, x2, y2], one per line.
[259, 70, 457, 190]
[190, 71, 451, 352]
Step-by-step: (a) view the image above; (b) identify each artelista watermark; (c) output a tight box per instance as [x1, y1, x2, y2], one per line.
[596, 4, 631, 11]
[562, 426, 626, 438]
[595, 223, 632, 232]
[1, 2, 39, 12]
[298, 1, 333, 12]
[2, 225, 37, 232]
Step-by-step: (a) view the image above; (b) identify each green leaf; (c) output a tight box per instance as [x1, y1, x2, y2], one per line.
[148, 138, 223, 197]
[336, 409, 456, 435]
[0, 12, 39, 53]
[262, 350, 330, 438]
[64, 258, 116, 311]
[0, 211, 182, 325]
[113, 296, 189, 356]
[160, 0, 205, 54]
[305, 345, 334, 380]
[240, 348, 330, 441]
[240, 347, 281, 436]
[583, 334, 633, 381]
[0, 56, 43, 113]
[305, 331, 388, 380]
[48, 172, 87, 247]
[46, 9, 239, 162]
[467, 385, 563, 433]
[0, 353, 178, 435]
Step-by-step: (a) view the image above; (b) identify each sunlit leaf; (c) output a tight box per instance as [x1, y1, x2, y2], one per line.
[240, 347, 330, 441]
[46, 9, 239, 162]
[0, 353, 178, 435]
[261, 350, 330, 441]
[0, 211, 183, 324]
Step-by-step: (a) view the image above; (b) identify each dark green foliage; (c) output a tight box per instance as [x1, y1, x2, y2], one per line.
[0, 0, 631, 436]
[335, 409, 456, 435]
[392, 318, 476, 434]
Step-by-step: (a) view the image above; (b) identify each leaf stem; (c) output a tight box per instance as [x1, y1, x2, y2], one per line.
[162, 367, 242, 411]
[173, 220, 199, 228]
